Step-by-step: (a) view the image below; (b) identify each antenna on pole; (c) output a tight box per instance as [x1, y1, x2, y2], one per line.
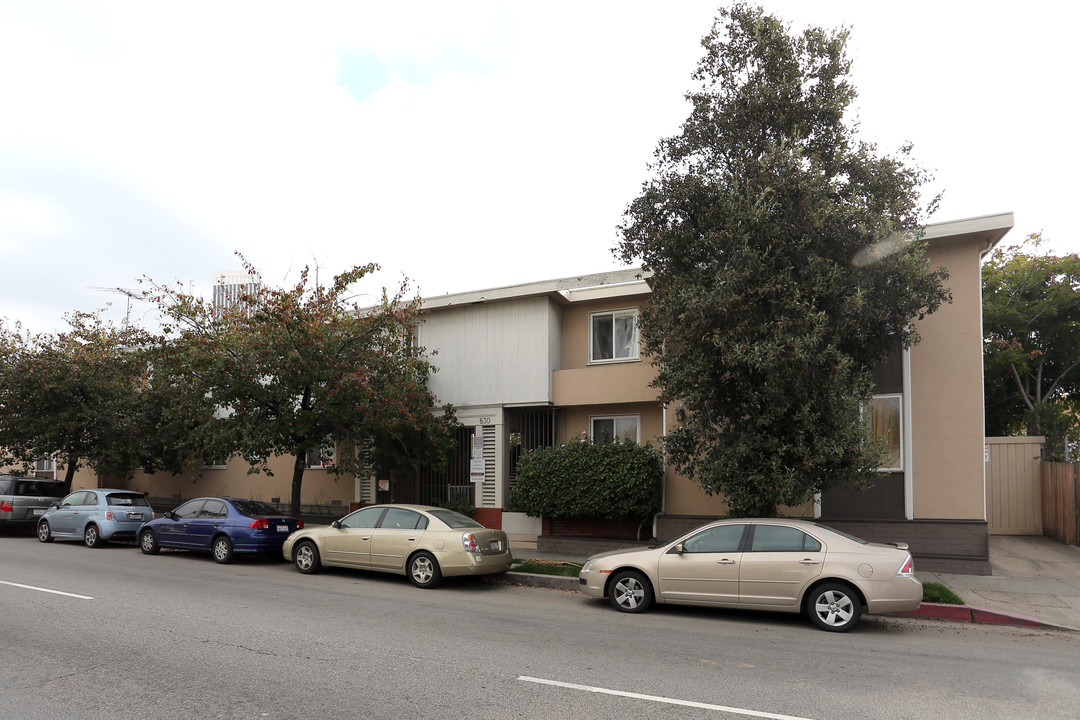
[87, 286, 141, 326]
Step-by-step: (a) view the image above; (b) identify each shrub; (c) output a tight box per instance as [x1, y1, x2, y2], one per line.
[510, 437, 663, 522]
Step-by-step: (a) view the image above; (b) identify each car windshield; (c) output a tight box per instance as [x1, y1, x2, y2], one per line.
[427, 509, 483, 529]
[14, 481, 65, 497]
[813, 523, 869, 545]
[231, 499, 285, 517]
[106, 493, 151, 507]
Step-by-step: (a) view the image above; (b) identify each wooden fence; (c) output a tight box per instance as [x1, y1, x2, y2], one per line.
[1041, 462, 1080, 545]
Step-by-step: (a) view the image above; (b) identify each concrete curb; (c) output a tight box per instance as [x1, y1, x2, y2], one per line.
[495, 573, 1074, 630]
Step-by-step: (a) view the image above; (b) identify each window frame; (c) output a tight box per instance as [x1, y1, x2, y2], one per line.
[589, 414, 641, 444]
[588, 308, 640, 364]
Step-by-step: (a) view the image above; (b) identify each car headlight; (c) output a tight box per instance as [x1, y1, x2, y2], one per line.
[582, 558, 596, 573]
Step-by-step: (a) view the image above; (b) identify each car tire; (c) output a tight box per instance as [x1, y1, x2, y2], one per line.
[294, 541, 321, 574]
[84, 524, 104, 548]
[806, 582, 863, 632]
[212, 536, 234, 564]
[37, 521, 53, 543]
[140, 529, 160, 555]
[608, 570, 654, 613]
[408, 551, 442, 589]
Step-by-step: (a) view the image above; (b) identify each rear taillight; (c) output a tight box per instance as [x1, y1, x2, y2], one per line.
[462, 532, 480, 553]
[0, 501, 12, 512]
[248, 518, 269, 530]
[152, 512, 159, 519]
[105, 511, 116, 521]
[296, 519, 304, 529]
[897, 554, 915, 577]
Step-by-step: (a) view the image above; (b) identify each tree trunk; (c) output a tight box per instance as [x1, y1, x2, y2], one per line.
[290, 451, 306, 518]
[62, 455, 78, 494]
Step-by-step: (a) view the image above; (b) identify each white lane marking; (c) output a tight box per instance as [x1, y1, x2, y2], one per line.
[0, 580, 94, 600]
[517, 676, 815, 720]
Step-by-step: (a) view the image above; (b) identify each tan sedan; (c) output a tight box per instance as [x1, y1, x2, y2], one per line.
[283, 504, 513, 588]
[578, 518, 922, 632]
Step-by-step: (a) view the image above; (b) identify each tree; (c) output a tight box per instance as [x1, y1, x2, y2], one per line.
[614, 5, 950, 516]
[0, 311, 174, 492]
[149, 259, 458, 516]
[983, 233, 1080, 460]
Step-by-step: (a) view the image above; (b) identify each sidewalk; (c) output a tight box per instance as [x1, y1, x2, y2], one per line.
[508, 535, 1080, 631]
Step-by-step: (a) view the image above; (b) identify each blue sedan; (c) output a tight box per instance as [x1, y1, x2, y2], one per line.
[138, 497, 303, 563]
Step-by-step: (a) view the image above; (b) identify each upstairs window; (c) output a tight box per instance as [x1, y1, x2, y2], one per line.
[591, 415, 640, 444]
[589, 309, 639, 363]
[870, 394, 903, 471]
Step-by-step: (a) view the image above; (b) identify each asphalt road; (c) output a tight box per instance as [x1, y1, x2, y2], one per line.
[2, 533, 1079, 720]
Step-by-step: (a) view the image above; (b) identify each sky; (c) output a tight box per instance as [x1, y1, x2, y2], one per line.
[1, 1, 1076, 333]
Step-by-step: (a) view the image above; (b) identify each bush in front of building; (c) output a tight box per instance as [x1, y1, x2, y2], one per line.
[510, 437, 663, 524]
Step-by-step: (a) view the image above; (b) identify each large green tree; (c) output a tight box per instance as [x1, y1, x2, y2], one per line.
[983, 233, 1080, 460]
[0, 311, 179, 492]
[615, 5, 950, 516]
[149, 260, 457, 516]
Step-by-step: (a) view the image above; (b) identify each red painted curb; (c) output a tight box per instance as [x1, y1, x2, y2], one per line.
[895, 602, 1057, 628]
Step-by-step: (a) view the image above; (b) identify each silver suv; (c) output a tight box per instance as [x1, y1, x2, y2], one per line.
[0, 475, 66, 528]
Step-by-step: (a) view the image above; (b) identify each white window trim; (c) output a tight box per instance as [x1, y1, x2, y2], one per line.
[870, 393, 903, 473]
[589, 414, 642, 444]
[588, 308, 640, 365]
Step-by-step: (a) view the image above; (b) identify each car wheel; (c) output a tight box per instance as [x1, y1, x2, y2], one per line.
[84, 524, 104, 548]
[37, 521, 53, 543]
[294, 541, 321, 574]
[408, 551, 442, 589]
[212, 536, 234, 564]
[140, 529, 160, 555]
[806, 582, 863, 632]
[608, 570, 654, 613]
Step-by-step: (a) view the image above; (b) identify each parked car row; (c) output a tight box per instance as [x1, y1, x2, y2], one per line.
[19, 486, 922, 631]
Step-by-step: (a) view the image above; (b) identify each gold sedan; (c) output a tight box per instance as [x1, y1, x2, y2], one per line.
[578, 518, 922, 632]
[283, 504, 513, 588]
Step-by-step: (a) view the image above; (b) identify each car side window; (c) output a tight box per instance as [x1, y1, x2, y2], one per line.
[173, 500, 204, 519]
[682, 524, 746, 553]
[84, 493, 99, 506]
[61, 492, 85, 507]
[339, 506, 385, 529]
[198, 500, 228, 519]
[379, 508, 423, 530]
[750, 525, 822, 552]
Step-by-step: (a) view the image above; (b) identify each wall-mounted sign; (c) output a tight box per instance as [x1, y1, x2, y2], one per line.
[470, 457, 486, 482]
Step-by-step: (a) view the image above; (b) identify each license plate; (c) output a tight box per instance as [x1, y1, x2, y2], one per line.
[33, 509, 45, 516]
[127, 512, 142, 520]
[489, 540, 502, 551]
[277, 524, 289, 532]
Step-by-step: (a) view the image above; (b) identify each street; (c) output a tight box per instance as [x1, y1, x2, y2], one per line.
[2, 534, 1079, 719]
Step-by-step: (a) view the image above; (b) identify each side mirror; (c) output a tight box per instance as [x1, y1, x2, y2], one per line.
[50, 501, 61, 510]
[675, 543, 685, 554]
[330, 520, 341, 529]
[164, 511, 176, 520]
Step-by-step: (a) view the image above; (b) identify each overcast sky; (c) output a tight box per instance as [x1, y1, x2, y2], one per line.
[1, 1, 1076, 332]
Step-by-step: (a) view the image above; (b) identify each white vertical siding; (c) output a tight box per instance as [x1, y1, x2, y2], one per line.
[419, 297, 559, 407]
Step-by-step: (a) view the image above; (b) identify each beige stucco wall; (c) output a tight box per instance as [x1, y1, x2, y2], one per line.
[559, 293, 652, 370]
[909, 235, 988, 520]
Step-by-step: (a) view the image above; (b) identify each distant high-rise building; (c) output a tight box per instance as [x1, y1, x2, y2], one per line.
[213, 270, 262, 312]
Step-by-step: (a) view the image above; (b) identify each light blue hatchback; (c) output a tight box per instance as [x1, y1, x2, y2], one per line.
[37, 489, 156, 548]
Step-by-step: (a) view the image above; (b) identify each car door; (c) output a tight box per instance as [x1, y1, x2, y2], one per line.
[322, 506, 385, 568]
[368, 508, 426, 571]
[48, 491, 89, 536]
[656, 523, 748, 605]
[158, 500, 205, 548]
[188, 499, 229, 550]
[738, 524, 825, 607]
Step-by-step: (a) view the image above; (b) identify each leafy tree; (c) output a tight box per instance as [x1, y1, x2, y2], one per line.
[615, 4, 949, 516]
[510, 436, 663, 532]
[0, 312, 174, 492]
[983, 233, 1080, 460]
[148, 259, 457, 516]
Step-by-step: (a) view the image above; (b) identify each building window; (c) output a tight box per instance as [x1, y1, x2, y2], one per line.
[589, 309, 639, 363]
[34, 455, 56, 473]
[591, 415, 640, 444]
[306, 443, 337, 469]
[870, 394, 902, 471]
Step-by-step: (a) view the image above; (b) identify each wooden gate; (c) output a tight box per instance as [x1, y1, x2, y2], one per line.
[986, 436, 1045, 535]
